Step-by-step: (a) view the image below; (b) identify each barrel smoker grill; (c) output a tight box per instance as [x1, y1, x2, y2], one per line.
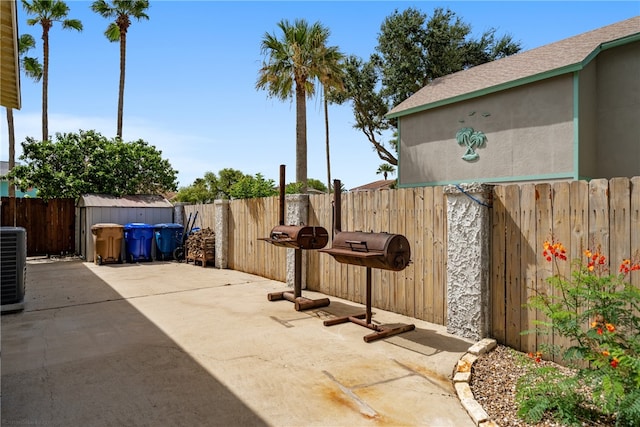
[320, 179, 415, 342]
[258, 165, 331, 311]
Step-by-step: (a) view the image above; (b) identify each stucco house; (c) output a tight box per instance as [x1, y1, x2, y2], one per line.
[1, 161, 37, 197]
[387, 16, 640, 187]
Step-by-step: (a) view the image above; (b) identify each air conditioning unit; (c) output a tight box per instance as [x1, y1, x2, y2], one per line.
[1, 227, 27, 313]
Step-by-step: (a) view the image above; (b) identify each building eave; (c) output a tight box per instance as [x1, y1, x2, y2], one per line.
[0, 0, 21, 110]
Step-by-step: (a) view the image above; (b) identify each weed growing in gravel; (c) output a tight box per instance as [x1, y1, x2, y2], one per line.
[518, 241, 640, 426]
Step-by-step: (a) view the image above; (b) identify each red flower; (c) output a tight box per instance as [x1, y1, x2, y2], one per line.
[542, 241, 567, 262]
[527, 351, 542, 363]
[620, 259, 640, 273]
[611, 358, 619, 368]
[597, 328, 603, 335]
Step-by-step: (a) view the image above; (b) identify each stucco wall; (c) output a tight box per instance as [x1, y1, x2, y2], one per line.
[578, 59, 598, 178]
[594, 42, 640, 178]
[399, 75, 575, 185]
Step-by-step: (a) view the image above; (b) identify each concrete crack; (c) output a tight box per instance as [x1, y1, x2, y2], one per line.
[322, 370, 378, 418]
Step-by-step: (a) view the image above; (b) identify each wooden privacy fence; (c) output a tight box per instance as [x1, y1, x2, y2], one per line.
[184, 188, 449, 325]
[228, 196, 287, 280]
[491, 177, 640, 358]
[181, 203, 216, 231]
[182, 176, 639, 356]
[0, 197, 76, 256]
[306, 188, 448, 324]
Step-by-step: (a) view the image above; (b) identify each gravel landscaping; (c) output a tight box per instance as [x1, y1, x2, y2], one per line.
[469, 344, 616, 427]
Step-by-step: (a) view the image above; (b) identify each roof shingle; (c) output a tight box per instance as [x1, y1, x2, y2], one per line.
[388, 16, 640, 117]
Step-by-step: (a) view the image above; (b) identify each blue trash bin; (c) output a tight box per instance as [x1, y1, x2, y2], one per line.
[124, 223, 154, 262]
[154, 223, 184, 260]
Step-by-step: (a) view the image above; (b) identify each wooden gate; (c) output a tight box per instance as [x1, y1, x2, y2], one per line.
[1, 197, 76, 256]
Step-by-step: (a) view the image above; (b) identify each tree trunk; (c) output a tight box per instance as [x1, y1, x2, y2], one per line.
[117, 32, 127, 139]
[42, 27, 49, 142]
[295, 83, 307, 193]
[6, 107, 16, 198]
[324, 95, 331, 193]
[6, 107, 17, 225]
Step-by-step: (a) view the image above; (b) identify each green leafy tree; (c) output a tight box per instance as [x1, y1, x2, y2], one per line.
[256, 19, 340, 193]
[285, 178, 328, 194]
[5, 34, 43, 198]
[341, 55, 395, 164]
[174, 168, 247, 203]
[375, 7, 520, 106]
[176, 171, 329, 202]
[91, 0, 150, 139]
[228, 173, 277, 199]
[9, 130, 177, 199]
[22, 0, 83, 142]
[376, 163, 395, 180]
[344, 7, 521, 165]
[173, 178, 211, 204]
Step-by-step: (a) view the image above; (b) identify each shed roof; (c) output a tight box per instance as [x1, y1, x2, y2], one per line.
[350, 180, 395, 192]
[387, 16, 640, 118]
[77, 194, 173, 208]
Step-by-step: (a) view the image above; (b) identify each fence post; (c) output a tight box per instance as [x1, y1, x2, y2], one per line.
[214, 199, 229, 269]
[444, 183, 493, 340]
[285, 194, 309, 289]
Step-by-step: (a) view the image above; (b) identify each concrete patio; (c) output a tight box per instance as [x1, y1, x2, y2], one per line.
[1, 259, 475, 426]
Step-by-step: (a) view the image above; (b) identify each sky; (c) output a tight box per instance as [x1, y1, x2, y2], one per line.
[2, 1, 639, 190]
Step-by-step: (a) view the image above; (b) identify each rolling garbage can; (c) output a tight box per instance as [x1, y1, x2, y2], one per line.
[91, 223, 124, 265]
[154, 223, 183, 260]
[124, 223, 154, 263]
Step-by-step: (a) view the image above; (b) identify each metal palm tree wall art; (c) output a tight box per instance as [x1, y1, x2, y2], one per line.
[456, 127, 487, 161]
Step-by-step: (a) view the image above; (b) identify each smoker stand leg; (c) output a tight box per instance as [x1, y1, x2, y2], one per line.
[267, 249, 330, 311]
[267, 291, 331, 311]
[323, 267, 415, 342]
[324, 314, 415, 342]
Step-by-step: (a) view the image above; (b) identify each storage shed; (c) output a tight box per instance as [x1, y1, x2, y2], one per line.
[76, 194, 174, 262]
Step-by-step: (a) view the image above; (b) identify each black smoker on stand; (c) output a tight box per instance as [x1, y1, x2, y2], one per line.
[319, 179, 415, 342]
[259, 165, 331, 311]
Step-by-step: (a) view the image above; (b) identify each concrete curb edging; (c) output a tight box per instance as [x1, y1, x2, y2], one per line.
[453, 338, 500, 427]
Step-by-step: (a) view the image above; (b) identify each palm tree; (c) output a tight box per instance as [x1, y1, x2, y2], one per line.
[91, 0, 149, 139]
[256, 19, 337, 193]
[318, 58, 345, 192]
[376, 163, 395, 180]
[22, 0, 82, 143]
[5, 34, 42, 199]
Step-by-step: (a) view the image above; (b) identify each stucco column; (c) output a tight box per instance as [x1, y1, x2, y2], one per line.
[173, 202, 188, 227]
[285, 194, 309, 289]
[444, 183, 492, 340]
[214, 199, 229, 269]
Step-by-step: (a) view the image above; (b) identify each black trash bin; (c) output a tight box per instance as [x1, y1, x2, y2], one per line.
[154, 223, 183, 260]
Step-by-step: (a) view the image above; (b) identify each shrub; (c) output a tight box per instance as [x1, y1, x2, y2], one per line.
[518, 241, 640, 426]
